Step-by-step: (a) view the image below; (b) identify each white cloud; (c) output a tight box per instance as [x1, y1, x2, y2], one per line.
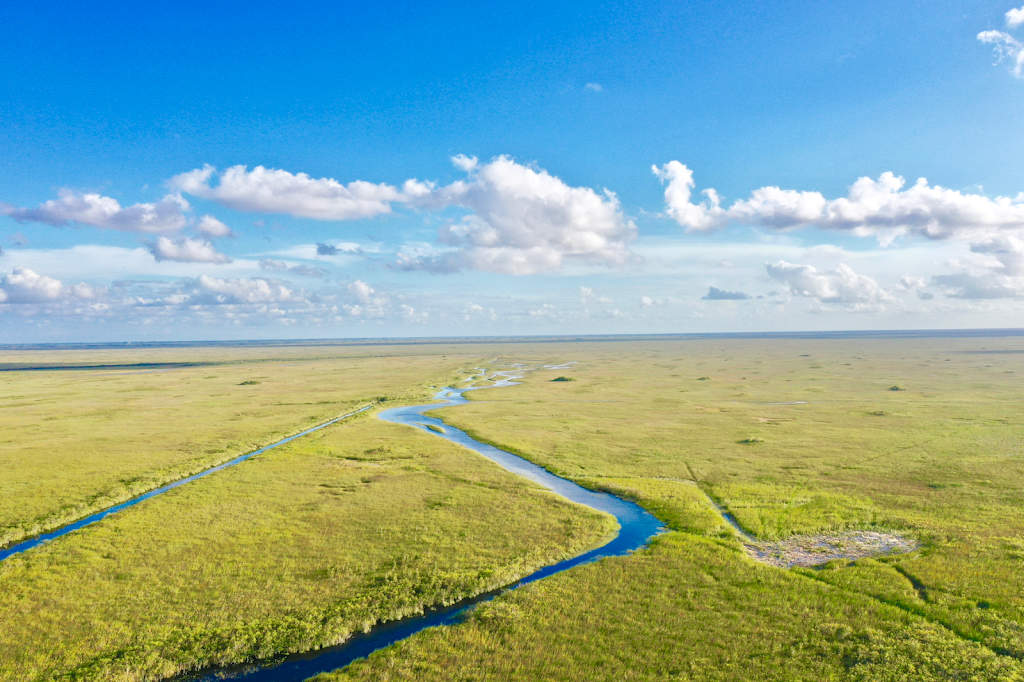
[399, 303, 427, 322]
[584, 83, 603, 92]
[656, 163, 1024, 242]
[344, 279, 391, 317]
[978, 30, 1024, 79]
[640, 296, 654, 308]
[149, 237, 231, 264]
[197, 215, 234, 237]
[348, 279, 375, 303]
[0, 266, 96, 304]
[197, 275, 298, 303]
[897, 275, 927, 290]
[652, 161, 728, 233]
[933, 235, 1024, 298]
[530, 303, 558, 318]
[170, 164, 432, 221]
[1, 191, 188, 234]
[170, 156, 637, 275]
[766, 260, 894, 309]
[1008, 5, 1024, 28]
[451, 154, 479, 173]
[404, 156, 638, 274]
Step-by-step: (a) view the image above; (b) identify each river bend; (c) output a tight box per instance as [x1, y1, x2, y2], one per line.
[179, 377, 664, 681]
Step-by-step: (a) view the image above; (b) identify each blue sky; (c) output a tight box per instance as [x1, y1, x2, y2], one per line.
[1, 0, 1023, 342]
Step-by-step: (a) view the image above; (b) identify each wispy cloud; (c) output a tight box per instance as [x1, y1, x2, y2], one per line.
[978, 6, 1024, 79]
[170, 164, 433, 221]
[1, 192, 189, 234]
[149, 237, 231, 264]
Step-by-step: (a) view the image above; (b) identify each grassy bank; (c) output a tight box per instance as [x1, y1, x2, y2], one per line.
[0, 345, 478, 547]
[316, 337, 1024, 679]
[0, 399, 614, 680]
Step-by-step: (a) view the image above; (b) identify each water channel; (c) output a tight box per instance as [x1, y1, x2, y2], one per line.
[178, 372, 665, 680]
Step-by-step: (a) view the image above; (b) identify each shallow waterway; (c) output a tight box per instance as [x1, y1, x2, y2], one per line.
[178, 376, 665, 681]
[0, 406, 372, 563]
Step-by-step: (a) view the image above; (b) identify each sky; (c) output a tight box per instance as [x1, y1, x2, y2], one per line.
[1, 0, 1023, 343]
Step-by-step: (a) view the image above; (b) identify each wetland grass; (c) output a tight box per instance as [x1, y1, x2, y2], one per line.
[319, 337, 1024, 680]
[0, 345, 475, 547]
[0, 390, 613, 681]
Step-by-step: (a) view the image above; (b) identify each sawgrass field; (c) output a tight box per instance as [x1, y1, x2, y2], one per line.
[2, 335, 1024, 681]
[325, 335, 1024, 681]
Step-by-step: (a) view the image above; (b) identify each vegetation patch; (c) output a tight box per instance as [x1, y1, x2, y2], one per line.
[550, 376, 576, 382]
[0, 402, 612, 681]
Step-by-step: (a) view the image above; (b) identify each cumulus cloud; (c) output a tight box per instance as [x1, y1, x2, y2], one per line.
[399, 303, 428, 322]
[342, 279, 391, 317]
[149, 237, 231, 264]
[702, 286, 752, 300]
[1008, 5, 1024, 28]
[197, 275, 298, 303]
[655, 163, 1024, 242]
[1, 191, 189, 234]
[169, 156, 637, 275]
[170, 164, 432, 221]
[0, 266, 97, 304]
[403, 155, 638, 275]
[894, 274, 927, 293]
[766, 260, 894, 309]
[197, 215, 234, 237]
[652, 162, 728, 232]
[933, 235, 1024, 299]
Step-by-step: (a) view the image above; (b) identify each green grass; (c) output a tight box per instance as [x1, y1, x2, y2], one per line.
[316, 337, 1024, 680]
[0, 394, 613, 681]
[6, 337, 1024, 681]
[0, 345, 477, 547]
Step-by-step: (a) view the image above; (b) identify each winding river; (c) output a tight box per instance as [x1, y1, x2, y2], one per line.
[2, 370, 664, 681]
[176, 374, 664, 681]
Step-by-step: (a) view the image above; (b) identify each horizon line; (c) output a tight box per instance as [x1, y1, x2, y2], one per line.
[3, 327, 1024, 351]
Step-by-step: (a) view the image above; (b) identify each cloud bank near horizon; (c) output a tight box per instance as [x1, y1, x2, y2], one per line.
[653, 161, 1024, 243]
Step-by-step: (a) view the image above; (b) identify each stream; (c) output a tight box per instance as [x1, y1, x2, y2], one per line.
[178, 371, 665, 681]
[0, 406, 372, 564]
